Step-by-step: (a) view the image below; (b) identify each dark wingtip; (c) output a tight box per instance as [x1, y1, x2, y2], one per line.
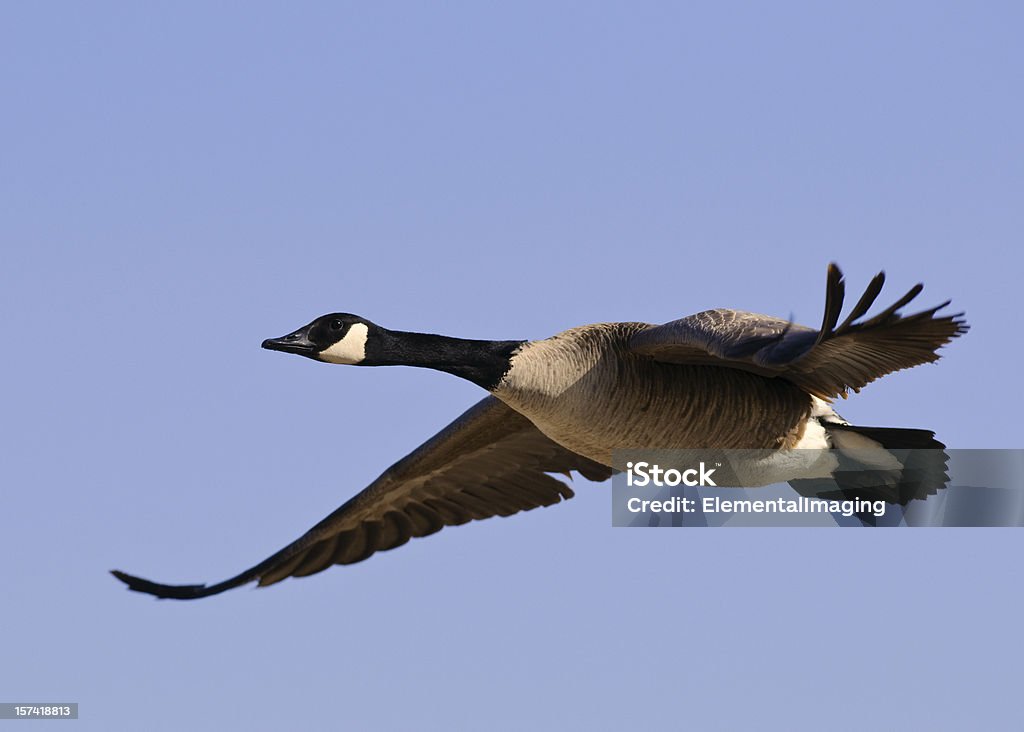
[817, 262, 846, 342]
[111, 569, 212, 600]
[835, 271, 887, 333]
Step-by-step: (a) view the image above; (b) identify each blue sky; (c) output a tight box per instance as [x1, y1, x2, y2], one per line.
[3, 3, 1022, 729]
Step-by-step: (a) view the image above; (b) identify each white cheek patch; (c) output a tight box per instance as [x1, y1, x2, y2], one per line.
[319, 322, 369, 364]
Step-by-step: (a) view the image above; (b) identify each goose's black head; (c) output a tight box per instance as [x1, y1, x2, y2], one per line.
[262, 313, 375, 365]
[262, 313, 525, 390]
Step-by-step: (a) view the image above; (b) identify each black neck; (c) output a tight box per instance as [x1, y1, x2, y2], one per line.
[367, 329, 525, 390]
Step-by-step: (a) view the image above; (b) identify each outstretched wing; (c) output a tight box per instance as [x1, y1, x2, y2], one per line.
[112, 397, 612, 599]
[630, 263, 968, 400]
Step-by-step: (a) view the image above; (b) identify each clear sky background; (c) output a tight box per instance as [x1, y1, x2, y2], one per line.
[3, 3, 1022, 730]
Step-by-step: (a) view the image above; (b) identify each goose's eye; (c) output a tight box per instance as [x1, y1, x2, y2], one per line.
[329, 319, 345, 331]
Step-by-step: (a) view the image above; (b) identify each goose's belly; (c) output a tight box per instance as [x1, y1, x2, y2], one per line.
[495, 360, 813, 466]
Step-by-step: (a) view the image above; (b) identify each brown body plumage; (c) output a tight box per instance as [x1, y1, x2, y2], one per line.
[494, 322, 814, 463]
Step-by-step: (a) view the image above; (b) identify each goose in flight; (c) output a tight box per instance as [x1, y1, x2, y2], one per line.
[113, 264, 967, 599]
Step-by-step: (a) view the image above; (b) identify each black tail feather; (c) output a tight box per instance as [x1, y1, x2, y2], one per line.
[790, 424, 950, 515]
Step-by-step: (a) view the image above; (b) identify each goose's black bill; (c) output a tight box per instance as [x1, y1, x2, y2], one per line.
[262, 329, 316, 356]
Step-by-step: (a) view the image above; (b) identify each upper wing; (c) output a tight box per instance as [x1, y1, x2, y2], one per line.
[112, 397, 612, 599]
[629, 263, 969, 400]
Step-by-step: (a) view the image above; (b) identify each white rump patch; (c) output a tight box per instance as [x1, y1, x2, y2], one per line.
[730, 418, 839, 486]
[810, 396, 847, 423]
[319, 322, 369, 364]
[792, 417, 831, 451]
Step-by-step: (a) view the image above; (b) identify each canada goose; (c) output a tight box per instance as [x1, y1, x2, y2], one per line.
[113, 264, 967, 599]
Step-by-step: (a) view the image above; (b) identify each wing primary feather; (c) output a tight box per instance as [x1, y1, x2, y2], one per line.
[257, 547, 314, 587]
[816, 263, 846, 343]
[291, 535, 342, 578]
[335, 523, 381, 565]
[858, 283, 924, 327]
[835, 271, 886, 333]
[110, 570, 217, 600]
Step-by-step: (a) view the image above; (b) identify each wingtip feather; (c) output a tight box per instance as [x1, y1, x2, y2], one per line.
[111, 568, 216, 600]
[817, 263, 846, 342]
